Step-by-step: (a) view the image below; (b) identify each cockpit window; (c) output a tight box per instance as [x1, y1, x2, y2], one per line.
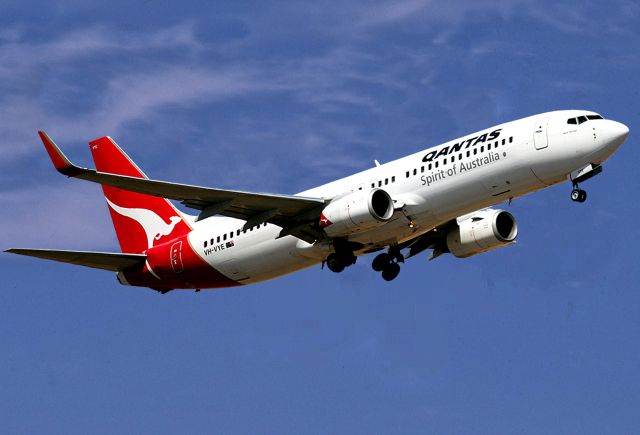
[567, 114, 604, 125]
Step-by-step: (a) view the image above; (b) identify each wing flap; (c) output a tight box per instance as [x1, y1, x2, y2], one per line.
[5, 249, 147, 271]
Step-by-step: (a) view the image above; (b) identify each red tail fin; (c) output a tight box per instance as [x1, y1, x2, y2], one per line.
[89, 136, 191, 254]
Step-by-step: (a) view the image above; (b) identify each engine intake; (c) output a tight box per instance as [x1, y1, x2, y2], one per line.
[321, 188, 394, 237]
[446, 209, 518, 258]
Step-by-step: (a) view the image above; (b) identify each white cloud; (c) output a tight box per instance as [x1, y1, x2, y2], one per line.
[0, 66, 271, 161]
[356, 0, 433, 27]
[0, 21, 200, 78]
[95, 67, 267, 135]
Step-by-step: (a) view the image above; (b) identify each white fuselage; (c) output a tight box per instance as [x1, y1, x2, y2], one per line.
[187, 110, 628, 284]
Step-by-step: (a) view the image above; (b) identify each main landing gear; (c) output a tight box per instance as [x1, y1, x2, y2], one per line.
[570, 184, 587, 203]
[326, 251, 356, 273]
[371, 249, 404, 281]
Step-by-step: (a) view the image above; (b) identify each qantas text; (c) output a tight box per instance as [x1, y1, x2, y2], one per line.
[422, 129, 502, 162]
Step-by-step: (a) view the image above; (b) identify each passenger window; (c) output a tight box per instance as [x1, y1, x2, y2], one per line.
[237, 230, 240, 236]
[413, 169, 417, 175]
[502, 139, 506, 145]
[480, 146, 484, 153]
[230, 232, 233, 238]
[371, 183, 375, 188]
[567, 118, 577, 125]
[435, 161, 439, 168]
[444, 158, 447, 165]
[428, 163, 432, 170]
[466, 151, 470, 157]
[509, 136, 513, 143]
[421, 166, 424, 173]
[473, 148, 477, 155]
[459, 154, 462, 161]
[204, 240, 208, 248]
[384, 178, 388, 185]
[223, 234, 227, 241]
[217, 236, 220, 243]
[378, 180, 382, 187]
[451, 155, 455, 162]
[488, 143, 491, 150]
[405, 171, 409, 178]
[392, 176, 396, 182]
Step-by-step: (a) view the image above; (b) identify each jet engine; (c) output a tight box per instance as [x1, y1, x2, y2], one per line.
[320, 188, 394, 237]
[446, 209, 518, 258]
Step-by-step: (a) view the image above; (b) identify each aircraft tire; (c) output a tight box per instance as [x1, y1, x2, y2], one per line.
[337, 251, 357, 266]
[571, 188, 587, 203]
[578, 189, 587, 202]
[381, 262, 400, 281]
[327, 254, 345, 273]
[372, 253, 390, 272]
[571, 188, 587, 202]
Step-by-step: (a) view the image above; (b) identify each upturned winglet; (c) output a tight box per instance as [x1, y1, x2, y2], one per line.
[38, 131, 85, 177]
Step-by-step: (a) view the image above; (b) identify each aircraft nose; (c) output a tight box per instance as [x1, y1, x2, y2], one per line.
[602, 120, 629, 152]
[604, 120, 629, 148]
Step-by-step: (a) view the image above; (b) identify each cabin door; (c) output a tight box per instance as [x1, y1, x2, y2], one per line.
[533, 117, 549, 150]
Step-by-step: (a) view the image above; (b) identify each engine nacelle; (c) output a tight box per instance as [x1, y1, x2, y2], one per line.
[446, 209, 518, 258]
[320, 188, 394, 237]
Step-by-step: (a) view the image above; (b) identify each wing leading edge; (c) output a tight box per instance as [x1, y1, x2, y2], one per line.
[38, 132, 327, 243]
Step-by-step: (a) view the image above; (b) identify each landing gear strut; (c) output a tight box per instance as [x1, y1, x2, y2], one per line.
[570, 183, 587, 203]
[372, 248, 403, 281]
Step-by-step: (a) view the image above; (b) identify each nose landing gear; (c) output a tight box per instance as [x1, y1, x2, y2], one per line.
[569, 164, 602, 203]
[371, 249, 404, 281]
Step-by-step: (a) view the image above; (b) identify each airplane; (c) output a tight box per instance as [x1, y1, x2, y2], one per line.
[5, 110, 628, 292]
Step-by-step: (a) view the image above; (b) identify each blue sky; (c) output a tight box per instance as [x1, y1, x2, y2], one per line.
[1, 1, 639, 433]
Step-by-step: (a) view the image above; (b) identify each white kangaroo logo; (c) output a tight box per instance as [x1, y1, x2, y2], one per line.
[106, 198, 182, 249]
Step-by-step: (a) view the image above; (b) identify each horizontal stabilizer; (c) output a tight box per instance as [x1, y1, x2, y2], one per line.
[5, 249, 147, 271]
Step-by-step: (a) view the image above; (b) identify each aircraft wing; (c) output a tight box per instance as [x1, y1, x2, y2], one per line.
[5, 249, 147, 271]
[39, 132, 327, 243]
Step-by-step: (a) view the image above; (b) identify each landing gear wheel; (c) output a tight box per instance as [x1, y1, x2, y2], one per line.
[570, 189, 580, 201]
[381, 262, 401, 281]
[337, 251, 356, 267]
[372, 253, 390, 272]
[578, 189, 587, 202]
[571, 188, 587, 203]
[326, 254, 345, 273]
